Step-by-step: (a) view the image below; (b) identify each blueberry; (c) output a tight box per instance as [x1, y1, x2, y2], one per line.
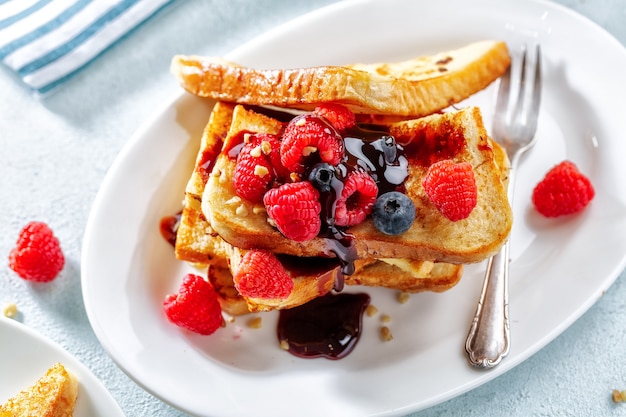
[308, 162, 335, 193]
[372, 191, 415, 235]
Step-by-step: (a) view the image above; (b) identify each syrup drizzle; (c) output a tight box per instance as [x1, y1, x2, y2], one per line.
[310, 124, 409, 290]
[277, 292, 370, 360]
[159, 211, 181, 246]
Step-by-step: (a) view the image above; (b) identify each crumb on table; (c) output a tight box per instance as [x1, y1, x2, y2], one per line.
[613, 389, 626, 403]
[3, 303, 17, 318]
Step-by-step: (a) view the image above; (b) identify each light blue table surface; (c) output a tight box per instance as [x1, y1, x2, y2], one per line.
[1, 0, 625, 416]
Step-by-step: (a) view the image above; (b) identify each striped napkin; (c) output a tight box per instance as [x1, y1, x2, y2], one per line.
[0, 0, 175, 95]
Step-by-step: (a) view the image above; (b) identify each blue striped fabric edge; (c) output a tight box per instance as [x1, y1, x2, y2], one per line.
[0, 0, 55, 30]
[35, 0, 175, 95]
[18, 0, 141, 76]
[0, 0, 92, 60]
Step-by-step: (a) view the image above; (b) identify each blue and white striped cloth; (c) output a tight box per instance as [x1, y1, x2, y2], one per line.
[0, 0, 175, 94]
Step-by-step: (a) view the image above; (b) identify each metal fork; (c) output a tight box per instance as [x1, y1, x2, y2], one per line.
[465, 44, 542, 369]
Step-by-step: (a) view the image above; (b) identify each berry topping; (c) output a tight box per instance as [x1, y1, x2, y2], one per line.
[280, 114, 344, 173]
[422, 159, 477, 221]
[334, 171, 378, 227]
[8, 221, 65, 282]
[233, 134, 282, 203]
[234, 250, 294, 299]
[532, 160, 595, 217]
[372, 191, 416, 235]
[263, 181, 322, 241]
[313, 103, 356, 132]
[307, 162, 336, 193]
[163, 274, 223, 335]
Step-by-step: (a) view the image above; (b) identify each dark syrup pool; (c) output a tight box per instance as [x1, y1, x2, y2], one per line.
[277, 292, 370, 360]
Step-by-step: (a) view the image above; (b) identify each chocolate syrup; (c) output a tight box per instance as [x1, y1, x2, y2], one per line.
[277, 292, 370, 360]
[342, 126, 408, 194]
[196, 138, 224, 184]
[159, 211, 181, 246]
[312, 125, 409, 289]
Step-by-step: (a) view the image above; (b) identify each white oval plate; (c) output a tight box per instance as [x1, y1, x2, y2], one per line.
[81, 0, 626, 416]
[0, 317, 125, 416]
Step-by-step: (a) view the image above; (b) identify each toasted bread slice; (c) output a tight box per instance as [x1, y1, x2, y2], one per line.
[171, 40, 510, 117]
[346, 259, 463, 293]
[217, 244, 463, 313]
[226, 245, 339, 313]
[203, 104, 512, 264]
[0, 362, 77, 417]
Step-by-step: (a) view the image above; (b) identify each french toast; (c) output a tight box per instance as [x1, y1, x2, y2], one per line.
[202, 104, 512, 264]
[170, 40, 510, 118]
[178, 99, 509, 313]
[0, 362, 77, 417]
[176, 102, 465, 314]
[172, 41, 512, 316]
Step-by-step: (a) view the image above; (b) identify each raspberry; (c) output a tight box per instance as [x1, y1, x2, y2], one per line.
[163, 274, 223, 335]
[233, 250, 293, 299]
[8, 221, 65, 282]
[233, 134, 280, 203]
[532, 160, 595, 217]
[280, 114, 344, 173]
[334, 171, 378, 227]
[263, 181, 322, 241]
[422, 159, 477, 221]
[313, 103, 356, 132]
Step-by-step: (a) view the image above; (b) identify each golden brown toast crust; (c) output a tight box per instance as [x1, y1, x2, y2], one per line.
[175, 102, 235, 264]
[346, 260, 463, 293]
[0, 362, 77, 417]
[171, 41, 510, 117]
[203, 105, 512, 264]
[207, 261, 251, 316]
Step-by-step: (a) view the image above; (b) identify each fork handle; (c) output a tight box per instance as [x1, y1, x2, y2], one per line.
[465, 241, 510, 368]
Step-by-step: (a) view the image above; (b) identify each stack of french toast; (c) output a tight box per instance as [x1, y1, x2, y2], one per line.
[170, 40, 513, 316]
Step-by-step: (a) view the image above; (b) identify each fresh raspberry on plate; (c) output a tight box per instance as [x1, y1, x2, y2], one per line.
[8, 221, 65, 282]
[422, 159, 477, 221]
[334, 170, 378, 227]
[313, 103, 356, 132]
[263, 181, 322, 241]
[532, 160, 595, 217]
[163, 274, 223, 335]
[280, 114, 344, 173]
[233, 133, 281, 203]
[234, 250, 293, 299]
